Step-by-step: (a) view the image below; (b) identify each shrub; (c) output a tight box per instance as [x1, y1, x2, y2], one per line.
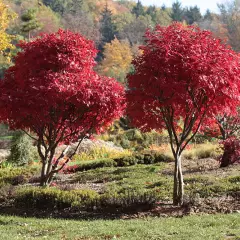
[154, 153, 174, 163]
[14, 187, 161, 211]
[64, 152, 173, 173]
[185, 178, 240, 198]
[15, 187, 99, 209]
[100, 189, 160, 209]
[0, 166, 38, 185]
[183, 143, 221, 160]
[104, 129, 168, 150]
[228, 175, 240, 184]
[63, 159, 116, 173]
[114, 156, 138, 167]
[220, 138, 240, 167]
[73, 147, 131, 162]
[143, 154, 155, 164]
[0, 183, 15, 202]
[7, 131, 39, 166]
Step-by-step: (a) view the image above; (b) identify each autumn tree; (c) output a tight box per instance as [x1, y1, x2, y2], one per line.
[62, 9, 100, 42]
[218, 1, 240, 51]
[154, 8, 172, 26]
[119, 15, 152, 46]
[0, 30, 125, 186]
[98, 37, 133, 83]
[10, 1, 61, 39]
[0, 0, 17, 78]
[198, 15, 229, 43]
[113, 12, 134, 33]
[43, 0, 83, 15]
[0, 0, 17, 59]
[127, 23, 240, 205]
[34, 5, 61, 35]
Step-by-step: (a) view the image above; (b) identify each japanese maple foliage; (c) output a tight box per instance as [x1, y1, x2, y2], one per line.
[127, 23, 240, 205]
[0, 29, 125, 185]
[220, 138, 240, 166]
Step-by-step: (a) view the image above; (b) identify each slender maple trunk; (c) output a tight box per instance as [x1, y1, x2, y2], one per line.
[40, 161, 52, 186]
[177, 155, 184, 204]
[40, 160, 47, 186]
[173, 151, 184, 205]
[173, 156, 179, 205]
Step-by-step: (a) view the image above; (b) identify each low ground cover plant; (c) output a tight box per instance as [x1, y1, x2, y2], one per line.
[0, 165, 39, 186]
[63, 151, 174, 174]
[11, 163, 240, 212]
[183, 143, 221, 160]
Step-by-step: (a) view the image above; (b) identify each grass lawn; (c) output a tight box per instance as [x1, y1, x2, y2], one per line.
[0, 214, 239, 240]
[72, 162, 239, 199]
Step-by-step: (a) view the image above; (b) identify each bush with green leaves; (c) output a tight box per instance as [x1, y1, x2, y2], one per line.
[7, 131, 39, 166]
[14, 186, 162, 211]
[15, 187, 99, 210]
[64, 151, 173, 173]
[107, 129, 168, 150]
[0, 166, 39, 186]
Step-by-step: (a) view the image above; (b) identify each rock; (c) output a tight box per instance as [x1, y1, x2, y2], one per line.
[56, 139, 124, 157]
[0, 149, 10, 162]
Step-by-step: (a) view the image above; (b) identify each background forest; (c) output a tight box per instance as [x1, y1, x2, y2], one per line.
[1, 0, 239, 82]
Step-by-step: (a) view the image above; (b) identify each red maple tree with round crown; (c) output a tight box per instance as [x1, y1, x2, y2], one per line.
[127, 23, 240, 205]
[0, 30, 125, 186]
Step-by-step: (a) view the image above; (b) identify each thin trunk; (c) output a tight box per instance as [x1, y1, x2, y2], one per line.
[173, 152, 184, 205]
[40, 161, 47, 186]
[177, 155, 184, 205]
[173, 156, 179, 205]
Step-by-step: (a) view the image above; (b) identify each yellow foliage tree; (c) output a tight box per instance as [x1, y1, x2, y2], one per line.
[0, 0, 17, 60]
[99, 38, 133, 83]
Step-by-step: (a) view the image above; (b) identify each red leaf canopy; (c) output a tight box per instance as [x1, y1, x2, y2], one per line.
[0, 30, 125, 142]
[127, 23, 240, 131]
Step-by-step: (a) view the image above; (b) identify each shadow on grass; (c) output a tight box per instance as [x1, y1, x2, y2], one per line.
[0, 202, 185, 221]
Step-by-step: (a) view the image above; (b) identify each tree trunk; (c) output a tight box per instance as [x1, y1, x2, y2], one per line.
[173, 156, 179, 205]
[39, 156, 54, 186]
[40, 162, 47, 186]
[173, 153, 184, 205]
[177, 155, 184, 204]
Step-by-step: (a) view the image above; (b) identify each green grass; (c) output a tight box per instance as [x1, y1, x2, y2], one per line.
[74, 163, 173, 200]
[73, 163, 240, 199]
[0, 214, 239, 240]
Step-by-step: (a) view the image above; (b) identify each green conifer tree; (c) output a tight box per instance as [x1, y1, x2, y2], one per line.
[132, 0, 145, 18]
[171, 1, 184, 22]
[21, 8, 41, 40]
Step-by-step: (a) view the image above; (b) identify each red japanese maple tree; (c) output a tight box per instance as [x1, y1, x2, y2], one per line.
[127, 23, 240, 205]
[0, 30, 125, 186]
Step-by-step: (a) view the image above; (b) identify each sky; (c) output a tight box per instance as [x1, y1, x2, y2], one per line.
[140, 0, 225, 14]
